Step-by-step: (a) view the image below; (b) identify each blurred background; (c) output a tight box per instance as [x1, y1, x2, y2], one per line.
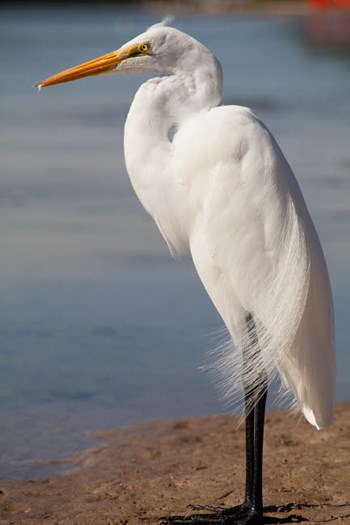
[0, 0, 349, 479]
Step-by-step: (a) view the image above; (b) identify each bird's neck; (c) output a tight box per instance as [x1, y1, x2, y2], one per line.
[124, 66, 222, 205]
[123, 67, 222, 255]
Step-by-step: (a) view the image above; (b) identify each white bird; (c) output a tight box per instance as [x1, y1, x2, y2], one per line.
[36, 20, 335, 525]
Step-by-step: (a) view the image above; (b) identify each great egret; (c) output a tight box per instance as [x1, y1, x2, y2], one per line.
[36, 21, 335, 525]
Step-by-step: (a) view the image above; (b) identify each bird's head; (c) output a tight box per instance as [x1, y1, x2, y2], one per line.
[35, 21, 214, 90]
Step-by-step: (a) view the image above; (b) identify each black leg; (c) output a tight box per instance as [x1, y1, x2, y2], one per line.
[243, 399, 255, 508]
[162, 314, 278, 524]
[251, 388, 267, 515]
[242, 313, 267, 516]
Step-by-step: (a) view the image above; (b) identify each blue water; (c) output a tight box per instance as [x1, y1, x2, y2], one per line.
[0, 6, 349, 479]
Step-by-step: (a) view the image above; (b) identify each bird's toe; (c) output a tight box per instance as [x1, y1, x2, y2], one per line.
[159, 506, 262, 525]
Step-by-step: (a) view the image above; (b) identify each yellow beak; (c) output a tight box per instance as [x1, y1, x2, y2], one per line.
[35, 44, 138, 89]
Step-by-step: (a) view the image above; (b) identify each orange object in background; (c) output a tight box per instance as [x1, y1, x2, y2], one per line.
[309, 0, 350, 9]
[307, 0, 350, 44]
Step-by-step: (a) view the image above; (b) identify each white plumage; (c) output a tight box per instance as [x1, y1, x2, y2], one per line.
[37, 21, 335, 430]
[123, 24, 335, 430]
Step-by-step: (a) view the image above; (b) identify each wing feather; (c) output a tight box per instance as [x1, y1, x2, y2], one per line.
[185, 107, 334, 425]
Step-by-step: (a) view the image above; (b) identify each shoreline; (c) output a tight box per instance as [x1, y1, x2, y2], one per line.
[0, 402, 349, 524]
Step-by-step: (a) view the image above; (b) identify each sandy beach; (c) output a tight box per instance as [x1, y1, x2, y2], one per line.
[0, 402, 349, 524]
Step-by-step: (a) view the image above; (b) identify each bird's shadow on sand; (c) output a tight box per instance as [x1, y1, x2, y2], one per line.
[264, 502, 350, 523]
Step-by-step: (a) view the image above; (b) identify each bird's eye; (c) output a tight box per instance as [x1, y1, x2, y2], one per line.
[139, 43, 150, 53]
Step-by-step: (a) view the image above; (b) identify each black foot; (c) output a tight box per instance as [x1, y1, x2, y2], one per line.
[160, 504, 262, 524]
[160, 503, 307, 525]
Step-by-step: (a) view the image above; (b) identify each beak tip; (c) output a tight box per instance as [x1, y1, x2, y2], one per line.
[34, 48, 123, 92]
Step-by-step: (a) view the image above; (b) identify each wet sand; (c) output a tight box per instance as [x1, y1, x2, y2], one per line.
[0, 403, 349, 524]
